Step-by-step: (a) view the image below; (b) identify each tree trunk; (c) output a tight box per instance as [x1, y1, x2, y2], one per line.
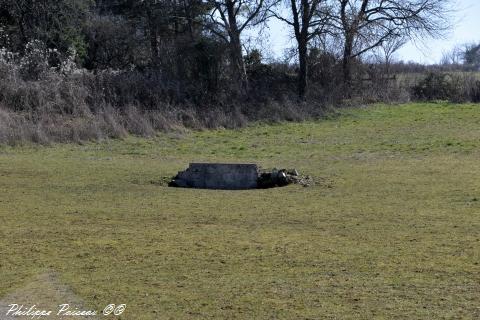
[342, 36, 354, 91]
[230, 32, 248, 92]
[226, 0, 248, 92]
[147, 11, 159, 65]
[298, 39, 308, 99]
[342, 55, 352, 84]
[149, 29, 159, 65]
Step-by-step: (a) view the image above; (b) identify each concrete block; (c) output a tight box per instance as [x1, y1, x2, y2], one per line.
[178, 163, 258, 190]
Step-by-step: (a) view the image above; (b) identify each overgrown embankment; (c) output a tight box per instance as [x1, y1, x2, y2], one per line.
[1, 51, 480, 145]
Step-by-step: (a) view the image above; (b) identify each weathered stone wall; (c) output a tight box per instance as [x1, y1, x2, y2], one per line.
[175, 163, 259, 190]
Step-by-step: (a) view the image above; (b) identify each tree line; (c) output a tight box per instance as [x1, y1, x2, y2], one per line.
[0, 0, 453, 101]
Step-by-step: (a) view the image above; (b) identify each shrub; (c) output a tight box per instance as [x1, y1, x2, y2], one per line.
[470, 81, 480, 102]
[412, 72, 455, 101]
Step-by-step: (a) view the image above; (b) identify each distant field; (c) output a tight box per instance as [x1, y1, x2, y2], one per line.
[1, 103, 479, 319]
[397, 71, 480, 86]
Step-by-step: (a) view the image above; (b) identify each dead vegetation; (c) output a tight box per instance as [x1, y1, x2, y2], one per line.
[0, 60, 330, 145]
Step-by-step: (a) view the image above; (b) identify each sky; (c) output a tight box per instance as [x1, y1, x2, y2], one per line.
[398, 0, 480, 63]
[264, 0, 480, 64]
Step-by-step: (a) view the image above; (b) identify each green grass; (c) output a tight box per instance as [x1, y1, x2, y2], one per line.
[1, 103, 479, 319]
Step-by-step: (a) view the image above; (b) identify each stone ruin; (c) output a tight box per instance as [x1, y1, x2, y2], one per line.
[169, 163, 311, 190]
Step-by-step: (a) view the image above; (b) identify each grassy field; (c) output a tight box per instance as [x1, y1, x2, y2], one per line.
[1, 103, 479, 319]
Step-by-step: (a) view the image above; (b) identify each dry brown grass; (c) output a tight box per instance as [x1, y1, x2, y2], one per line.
[0, 60, 329, 145]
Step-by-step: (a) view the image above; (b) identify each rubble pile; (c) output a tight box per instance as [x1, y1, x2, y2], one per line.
[257, 168, 313, 188]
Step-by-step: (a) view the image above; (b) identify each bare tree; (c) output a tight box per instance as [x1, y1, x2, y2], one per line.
[270, 0, 331, 99]
[330, 0, 452, 85]
[204, 0, 270, 91]
[377, 35, 406, 76]
[440, 44, 463, 66]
